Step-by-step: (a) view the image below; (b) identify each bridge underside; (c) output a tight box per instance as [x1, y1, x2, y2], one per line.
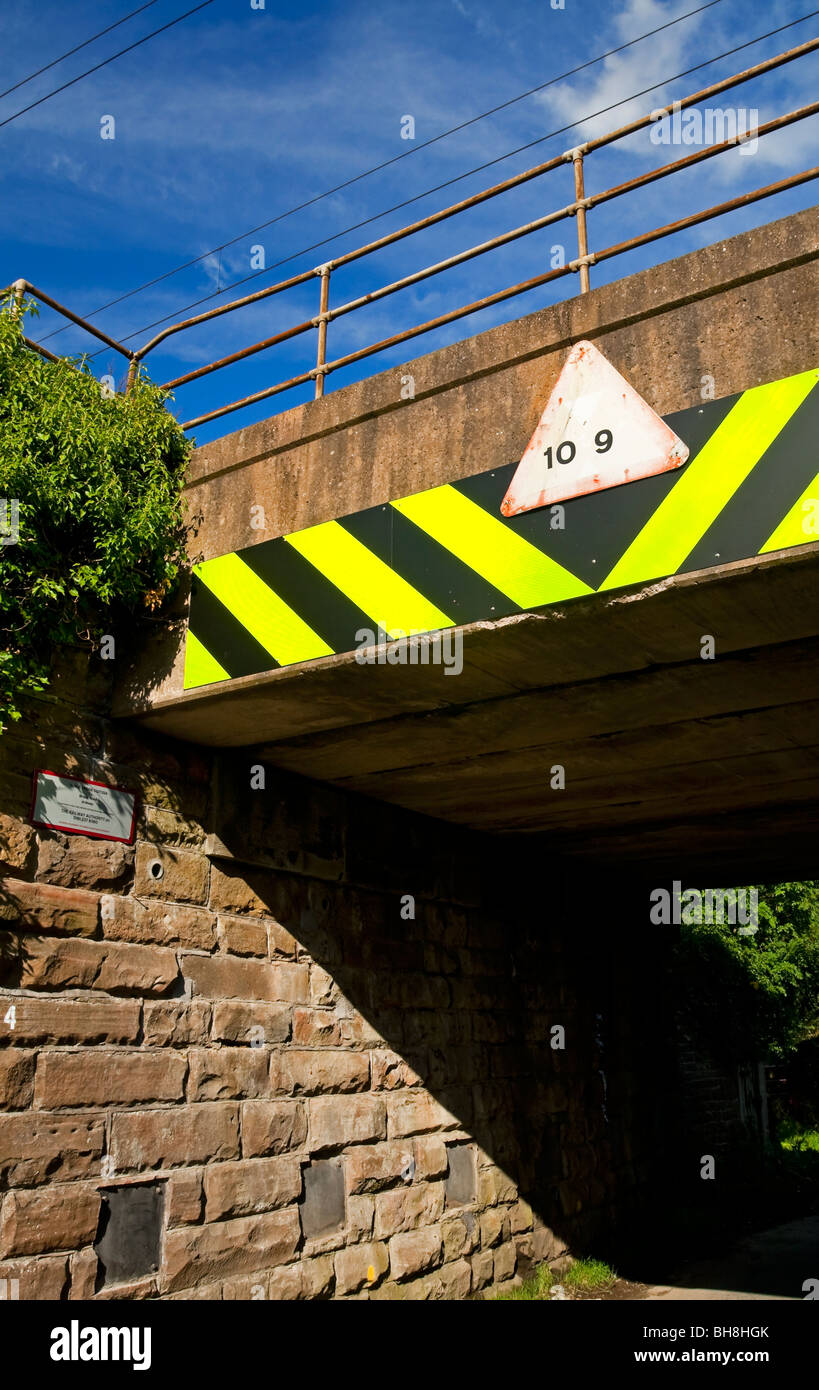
[127, 543, 819, 885]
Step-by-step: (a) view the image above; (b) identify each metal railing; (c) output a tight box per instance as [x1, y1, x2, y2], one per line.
[7, 36, 819, 433]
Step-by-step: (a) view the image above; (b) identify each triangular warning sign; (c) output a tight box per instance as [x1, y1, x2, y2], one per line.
[500, 341, 688, 516]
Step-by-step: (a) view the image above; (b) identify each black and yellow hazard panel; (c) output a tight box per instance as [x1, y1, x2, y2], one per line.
[184, 367, 819, 690]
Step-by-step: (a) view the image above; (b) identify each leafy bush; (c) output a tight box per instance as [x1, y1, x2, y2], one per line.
[673, 882, 819, 1061]
[0, 300, 191, 730]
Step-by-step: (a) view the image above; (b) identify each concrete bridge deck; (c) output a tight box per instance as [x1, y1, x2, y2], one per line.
[115, 207, 819, 883]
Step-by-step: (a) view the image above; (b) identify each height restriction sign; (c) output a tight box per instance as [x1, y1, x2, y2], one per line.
[500, 340, 689, 516]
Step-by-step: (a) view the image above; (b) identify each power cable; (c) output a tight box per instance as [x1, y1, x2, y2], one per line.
[0, 0, 162, 100]
[0, 0, 216, 130]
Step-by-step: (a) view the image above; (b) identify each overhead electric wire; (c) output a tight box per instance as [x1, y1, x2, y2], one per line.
[0, 0, 162, 101]
[37, 0, 728, 345]
[0, 0, 216, 130]
[74, 8, 819, 363]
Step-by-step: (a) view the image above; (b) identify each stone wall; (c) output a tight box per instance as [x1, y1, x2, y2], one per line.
[0, 650, 665, 1299]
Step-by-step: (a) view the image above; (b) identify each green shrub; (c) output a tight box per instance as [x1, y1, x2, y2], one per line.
[0, 299, 191, 730]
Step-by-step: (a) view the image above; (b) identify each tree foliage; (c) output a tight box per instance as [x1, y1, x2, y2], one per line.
[673, 881, 819, 1061]
[0, 300, 191, 730]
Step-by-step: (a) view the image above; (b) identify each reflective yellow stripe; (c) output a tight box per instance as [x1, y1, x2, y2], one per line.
[392, 484, 592, 607]
[284, 519, 453, 637]
[195, 553, 333, 664]
[599, 371, 817, 591]
[759, 471, 819, 553]
[183, 630, 229, 689]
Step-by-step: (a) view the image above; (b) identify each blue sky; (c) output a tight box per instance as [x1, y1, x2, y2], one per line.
[2, 0, 817, 442]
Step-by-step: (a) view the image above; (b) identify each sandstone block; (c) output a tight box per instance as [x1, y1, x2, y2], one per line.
[0, 996, 140, 1045]
[102, 895, 216, 951]
[493, 1241, 517, 1283]
[135, 844, 209, 905]
[344, 1143, 412, 1194]
[0, 1254, 68, 1300]
[36, 834, 133, 891]
[389, 1226, 442, 1280]
[0, 815, 36, 873]
[163, 1208, 300, 1292]
[142, 1001, 211, 1047]
[309, 1096, 386, 1153]
[1, 935, 178, 996]
[334, 1241, 389, 1295]
[374, 1181, 445, 1238]
[183, 954, 307, 1003]
[212, 1001, 290, 1045]
[68, 1248, 98, 1299]
[0, 1185, 100, 1257]
[204, 1157, 300, 1221]
[387, 1093, 459, 1138]
[0, 877, 99, 937]
[274, 1049, 368, 1096]
[217, 915, 267, 958]
[188, 1048, 269, 1101]
[371, 1050, 422, 1091]
[111, 1103, 239, 1171]
[292, 1008, 340, 1046]
[0, 1051, 35, 1109]
[35, 1051, 186, 1108]
[241, 1101, 307, 1157]
[166, 1170, 203, 1226]
[0, 1113, 104, 1187]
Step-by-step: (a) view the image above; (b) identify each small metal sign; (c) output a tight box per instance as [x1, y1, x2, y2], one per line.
[30, 770, 137, 843]
[501, 340, 689, 516]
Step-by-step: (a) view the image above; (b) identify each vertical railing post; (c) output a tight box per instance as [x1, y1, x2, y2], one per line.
[11, 279, 26, 319]
[314, 264, 331, 399]
[125, 358, 138, 394]
[566, 147, 591, 293]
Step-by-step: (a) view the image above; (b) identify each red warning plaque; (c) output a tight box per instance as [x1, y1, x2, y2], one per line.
[501, 340, 689, 516]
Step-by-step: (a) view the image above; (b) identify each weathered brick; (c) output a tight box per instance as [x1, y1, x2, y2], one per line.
[111, 1103, 239, 1171]
[345, 1143, 414, 1194]
[480, 1207, 509, 1249]
[0, 1254, 69, 1300]
[0, 1050, 35, 1109]
[217, 915, 267, 957]
[212, 1000, 290, 1045]
[35, 1051, 187, 1108]
[142, 1001, 210, 1047]
[413, 1136, 449, 1181]
[0, 995, 140, 1045]
[347, 1194, 375, 1241]
[268, 920, 298, 959]
[0, 1113, 104, 1186]
[68, 1248, 98, 1299]
[389, 1226, 442, 1280]
[334, 1241, 389, 1295]
[188, 1048, 269, 1101]
[374, 1182, 445, 1237]
[242, 1101, 307, 1157]
[272, 1049, 368, 1096]
[0, 815, 36, 873]
[163, 1208, 300, 1292]
[292, 1007, 340, 1047]
[371, 1050, 422, 1091]
[135, 844, 209, 905]
[309, 1095, 386, 1153]
[0, 935, 178, 996]
[302, 1253, 335, 1299]
[101, 895, 216, 951]
[479, 1164, 518, 1208]
[0, 877, 99, 937]
[442, 1212, 477, 1260]
[208, 863, 274, 916]
[183, 954, 308, 1003]
[36, 834, 133, 890]
[166, 1170, 203, 1226]
[493, 1241, 517, 1283]
[0, 1185, 101, 1257]
[387, 1093, 460, 1138]
[204, 1157, 301, 1220]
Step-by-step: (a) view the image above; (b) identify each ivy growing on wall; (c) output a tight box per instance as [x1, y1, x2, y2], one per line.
[0, 300, 191, 731]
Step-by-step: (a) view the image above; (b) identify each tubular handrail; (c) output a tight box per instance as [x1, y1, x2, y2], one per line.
[6, 35, 818, 433]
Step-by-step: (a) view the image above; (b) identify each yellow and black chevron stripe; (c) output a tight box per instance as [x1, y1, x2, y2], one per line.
[184, 367, 819, 690]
